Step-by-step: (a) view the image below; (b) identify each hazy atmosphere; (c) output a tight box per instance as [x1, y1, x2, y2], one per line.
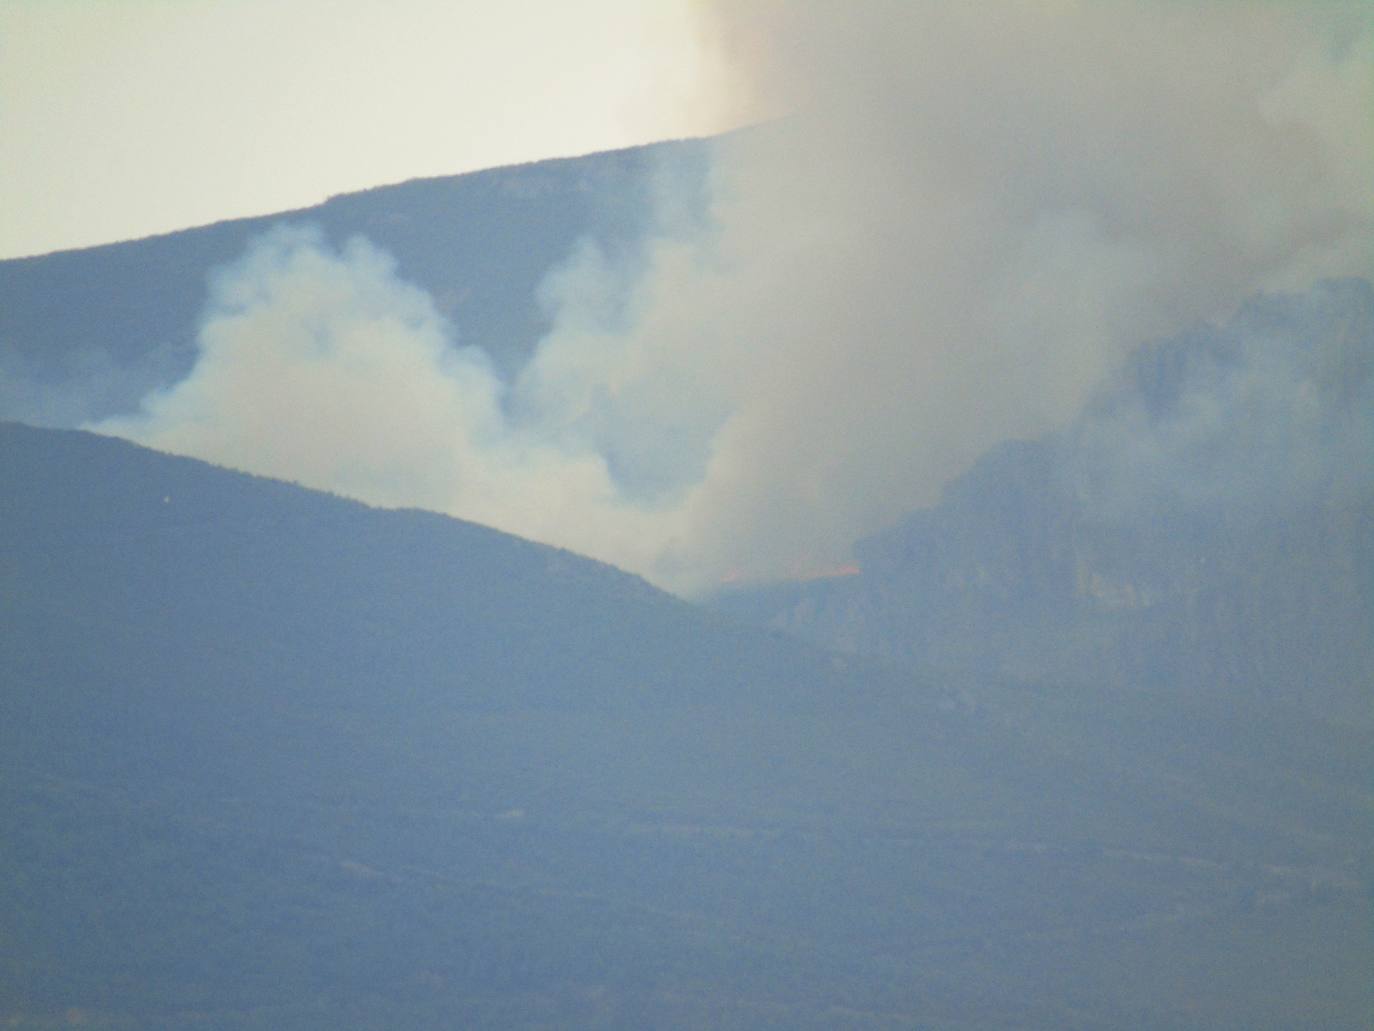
[73, 1, 1374, 592]
[4, 4, 1373, 1028]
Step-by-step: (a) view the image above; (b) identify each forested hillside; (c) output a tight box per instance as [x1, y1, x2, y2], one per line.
[3, 422, 1371, 1028]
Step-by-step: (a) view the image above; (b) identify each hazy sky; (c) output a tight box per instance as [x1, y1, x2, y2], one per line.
[0, 0, 727, 259]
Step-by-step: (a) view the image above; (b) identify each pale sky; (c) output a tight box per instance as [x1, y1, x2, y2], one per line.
[0, 0, 730, 259]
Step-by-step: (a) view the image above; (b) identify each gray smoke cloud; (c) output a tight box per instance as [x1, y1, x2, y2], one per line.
[95, 2, 1374, 594]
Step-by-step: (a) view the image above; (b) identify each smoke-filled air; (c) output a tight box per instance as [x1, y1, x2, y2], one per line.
[95, 2, 1374, 594]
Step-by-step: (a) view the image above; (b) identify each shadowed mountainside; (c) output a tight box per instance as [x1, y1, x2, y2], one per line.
[2, 422, 1372, 1029]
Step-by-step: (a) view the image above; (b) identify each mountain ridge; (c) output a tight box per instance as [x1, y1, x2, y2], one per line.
[0, 138, 709, 427]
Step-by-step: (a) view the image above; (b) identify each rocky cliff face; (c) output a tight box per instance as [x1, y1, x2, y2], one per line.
[717, 280, 1374, 724]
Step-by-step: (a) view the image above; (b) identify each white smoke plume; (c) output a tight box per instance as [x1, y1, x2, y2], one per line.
[95, 229, 691, 579]
[96, 2, 1374, 593]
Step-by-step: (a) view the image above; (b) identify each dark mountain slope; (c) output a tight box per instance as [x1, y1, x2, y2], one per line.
[0, 138, 708, 426]
[2, 423, 1372, 1029]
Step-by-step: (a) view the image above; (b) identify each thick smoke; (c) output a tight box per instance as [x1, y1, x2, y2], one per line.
[95, 229, 691, 579]
[97, 3, 1374, 593]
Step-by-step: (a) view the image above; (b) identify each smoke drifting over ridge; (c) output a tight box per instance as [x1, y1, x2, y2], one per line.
[96, 3, 1374, 593]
